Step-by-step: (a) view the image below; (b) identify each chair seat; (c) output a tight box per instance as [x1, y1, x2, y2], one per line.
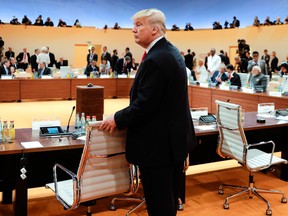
[247, 149, 287, 170]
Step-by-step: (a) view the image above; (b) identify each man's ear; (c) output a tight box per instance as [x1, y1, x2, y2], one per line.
[151, 26, 159, 36]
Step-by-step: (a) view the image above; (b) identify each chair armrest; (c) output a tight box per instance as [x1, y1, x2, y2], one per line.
[124, 164, 140, 196]
[53, 163, 79, 209]
[246, 140, 275, 171]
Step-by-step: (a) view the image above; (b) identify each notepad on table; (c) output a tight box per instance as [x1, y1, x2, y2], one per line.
[21, 141, 43, 148]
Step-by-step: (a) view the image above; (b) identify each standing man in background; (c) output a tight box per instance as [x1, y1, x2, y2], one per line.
[207, 48, 221, 77]
[99, 8, 195, 216]
[16, 48, 30, 71]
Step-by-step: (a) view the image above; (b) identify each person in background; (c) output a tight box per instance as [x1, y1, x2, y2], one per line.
[111, 49, 119, 72]
[56, 57, 68, 69]
[250, 65, 268, 92]
[270, 51, 279, 74]
[124, 47, 133, 60]
[10, 16, 20, 25]
[274, 17, 283, 25]
[30, 48, 40, 72]
[16, 48, 30, 71]
[196, 59, 208, 83]
[5, 47, 15, 59]
[84, 59, 99, 77]
[74, 19, 81, 27]
[263, 16, 273, 26]
[47, 46, 56, 67]
[253, 16, 261, 26]
[210, 64, 228, 86]
[171, 24, 180, 31]
[280, 63, 288, 77]
[44, 17, 54, 27]
[101, 46, 112, 63]
[226, 64, 242, 88]
[115, 56, 131, 75]
[234, 56, 248, 73]
[9, 57, 18, 70]
[247, 51, 268, 75]
[34, 15, 43, 26]
[37, 61, 51, 78]
[113, 22, 121, 29]
[131, 58, 138, 71]
[184, 22, 194, 31]
[21, 15, 32, 25]
[36, 46, 50, 67]
[207, 48, 221, 77]
[87, 46, 98, 65]
[99, 8, 195, 216]
[0, 59, 11, 77]
[184, 49, 193, 70]
[261, 49, 270, 69]
[57, 19, 67, 27]
[231, 16, 240, 28]
[99, 58, 111, 75]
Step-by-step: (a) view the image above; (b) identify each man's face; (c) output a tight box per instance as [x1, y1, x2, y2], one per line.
[252, 53, 259, 61]
[4, 61, 10, 67]
[210, 50, 215, 56]
[252, 68, 260, 76]
[39, 62, 45, 69]
[103, 47, 107, 52]
[132, 17, 155, 48]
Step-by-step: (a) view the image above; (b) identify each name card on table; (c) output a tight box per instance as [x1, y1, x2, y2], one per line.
[77, 75, 87, 79]
[219, 85, 229, 90]
[257, 103, 275, 114]
[100, 74, 110, 78]
[268, 91, 282, 97]
[199, 82, 209, 88]
[1, 75, 13, 80]
[242, 87, 254, 93]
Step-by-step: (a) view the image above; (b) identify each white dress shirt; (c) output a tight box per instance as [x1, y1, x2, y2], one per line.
[207, 54, 221, 74]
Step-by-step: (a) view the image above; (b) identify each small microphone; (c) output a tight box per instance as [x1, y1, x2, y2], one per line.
[66, 106, 76, 133]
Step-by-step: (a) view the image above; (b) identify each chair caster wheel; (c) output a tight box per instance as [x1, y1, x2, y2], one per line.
[110, 204, 117, 211]
[86, 212, 92, 216]
[218, 189, 224, 195]
[266, 209, 272, 215]
[249, 196, 253, 199]
[223, 203, 229, 209]
[178, 203, 184, 211]
[281, 197, 287, 203]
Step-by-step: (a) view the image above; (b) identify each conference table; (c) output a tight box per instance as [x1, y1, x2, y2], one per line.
[0, 78, 134, 101]
[1, 112, 288, 216]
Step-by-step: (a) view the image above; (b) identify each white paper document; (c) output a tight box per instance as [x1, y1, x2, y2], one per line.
[194, 125, 216, 131]
[21, 141, 43, 148]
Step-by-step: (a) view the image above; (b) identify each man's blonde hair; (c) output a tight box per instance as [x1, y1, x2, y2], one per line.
[132, 9, 166, 35]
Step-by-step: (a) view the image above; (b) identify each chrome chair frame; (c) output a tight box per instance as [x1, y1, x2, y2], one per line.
[215, 100, 287, 216]
[46, 122, 140, 216]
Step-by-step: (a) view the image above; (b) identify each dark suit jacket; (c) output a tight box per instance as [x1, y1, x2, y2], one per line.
[101, 52, 112, 63]
[270, 57, 279, 72]
[37, 67, 51, 78]
[111, 54, 119, 71]
[115, 58, 132, 74]
[184, 54, 193, 70]
[48, 52, 56, 67]
[210, 71, 228, 86]
[56, 61, 68, 69]
[250, 73, 268, 92]
[16, 52, 31, 64]
[5, 51, 15, 59]
[0, 65, 11, 77]
[30, 54, 38, 72]
[124, 51, 132, 60]
[229, 72, 242, 88]
[84, 65, 99, 76]
[114, 37, 196, 167]
[247, 59, 268, 75]
[86, 53, 98, 65]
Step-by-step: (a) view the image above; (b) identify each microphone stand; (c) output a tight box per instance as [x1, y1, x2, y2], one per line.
[66, 106, 76, 133]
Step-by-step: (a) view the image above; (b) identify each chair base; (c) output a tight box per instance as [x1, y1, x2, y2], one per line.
[218, 173, 287, 216]
[110, 196, 146, 216]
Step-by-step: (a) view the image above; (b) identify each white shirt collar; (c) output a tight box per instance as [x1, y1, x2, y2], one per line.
[146, 36, 164, 54]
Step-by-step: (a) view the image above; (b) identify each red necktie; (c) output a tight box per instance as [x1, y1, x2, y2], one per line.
[141, 51, 147, 62]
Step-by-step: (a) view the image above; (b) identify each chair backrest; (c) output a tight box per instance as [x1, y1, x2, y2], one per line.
[74, 122, 136, 206]
[215, 100, 248, 164]
[238, 73, 248, 87]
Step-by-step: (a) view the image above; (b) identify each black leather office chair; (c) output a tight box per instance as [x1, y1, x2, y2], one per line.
[215, 100, 287, 215]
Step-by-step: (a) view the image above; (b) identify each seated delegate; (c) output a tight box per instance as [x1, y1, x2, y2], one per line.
[210, 65, 228, 86]
[250, 65, 268, 92]
[84, 60, 99, 77]
[36, 61, 51, 78]
[226, 64, 242, 88]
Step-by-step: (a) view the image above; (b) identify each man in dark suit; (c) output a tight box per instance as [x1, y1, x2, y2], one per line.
[36, 61, 51, 78]
[9, 57, 19, 70]
[234, 56, 248, 73]
[30, 48, 40, 72]
[84, 60, 99, 77]
[226, 64, 242, 88]
[115, 56, 132, 75]
[124, 47, 132, 60]
[99, 9, 196, 216]
[101, 46, 112, 63]
[250, 65, 268, 92]
[0, 60, 11, 77]
[16, 48, 30, 71]
[47, 46, 56, 67]
[5, 47, 15, 59]
[247, 51, 268, 75]
[184, 49, 193, 70]
[86, 46, 98, 65]
[210, 65, 228, 86]
[270, 51, 279, 73]
[56, 57, 68, 69]
[111, 49, 119, 72]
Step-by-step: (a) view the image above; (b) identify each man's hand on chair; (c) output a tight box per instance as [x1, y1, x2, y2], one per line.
[99, 114, 117, 133]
